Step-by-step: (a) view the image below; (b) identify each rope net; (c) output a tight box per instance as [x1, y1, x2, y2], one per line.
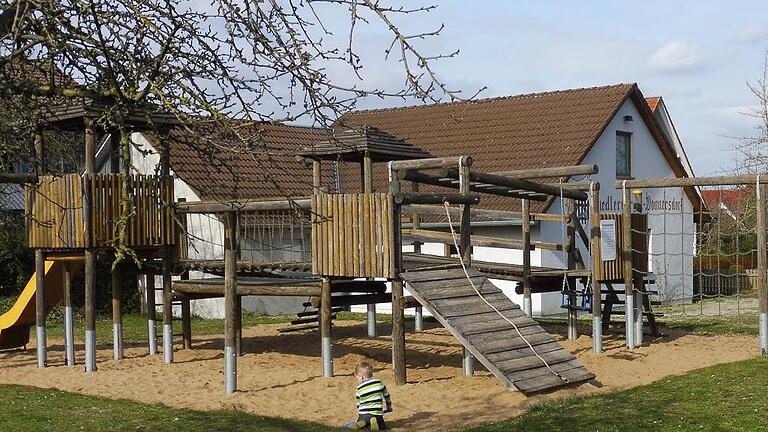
[632, 184, 761, 329]
[179, 209, 312, 267]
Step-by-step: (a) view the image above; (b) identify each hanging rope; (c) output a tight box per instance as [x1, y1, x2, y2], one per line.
[442, 201, 568, 383]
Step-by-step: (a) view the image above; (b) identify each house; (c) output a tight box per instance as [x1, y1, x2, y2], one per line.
[336, 83, 701, 313]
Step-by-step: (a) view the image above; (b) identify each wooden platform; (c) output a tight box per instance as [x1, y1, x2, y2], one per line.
[180, 260, 312, 276]
[401, 267, 595, 394]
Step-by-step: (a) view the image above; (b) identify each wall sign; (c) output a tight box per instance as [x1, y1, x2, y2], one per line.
[600, 219, 617, 261]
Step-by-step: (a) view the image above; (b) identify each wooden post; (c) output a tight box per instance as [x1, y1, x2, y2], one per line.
[34, 125, 45, 175]
[63, 262, 75, 365]
[589, 183, 603, 353]
[146, 273, 158, 355]
[160, 141, 174, 364]
[458, 160, 474, 376]
[34, 249, 46, 368]
[178, 198, 193, 351]
[632, 190, 644, 347]
[758, 182, 768, 354]
[411, 182, 424, 332]
[522, 199, 532, 317]
[566, 199, 578, 341]
[320, 277, 333, 378]
[362, 151, 377, 338]
[389, 163, 406, 385]
[111, 260, 124, 360]
[110, 131, 120, 173]
[84, 117, 97, 372]
[622, 185, 635, 349]
[224, 212, 238, 393]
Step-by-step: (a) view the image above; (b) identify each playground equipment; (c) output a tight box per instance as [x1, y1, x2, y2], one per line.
[20, 112, 758, 396]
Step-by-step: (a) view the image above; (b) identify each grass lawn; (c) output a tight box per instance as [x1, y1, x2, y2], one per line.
[2, 357, 768, 431]
[465, 356, 768, 432]
[0, 384, 336, 432]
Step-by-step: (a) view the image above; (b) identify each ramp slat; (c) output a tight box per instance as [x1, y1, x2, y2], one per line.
[402, 268, 594, 395]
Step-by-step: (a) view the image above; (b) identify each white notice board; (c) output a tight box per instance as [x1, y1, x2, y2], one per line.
[600, 220, 617, 261]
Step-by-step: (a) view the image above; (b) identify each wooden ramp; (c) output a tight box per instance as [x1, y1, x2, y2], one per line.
[401, 267, 595, 395]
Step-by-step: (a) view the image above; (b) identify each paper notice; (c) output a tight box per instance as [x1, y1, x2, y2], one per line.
[600, 219, 617, 261]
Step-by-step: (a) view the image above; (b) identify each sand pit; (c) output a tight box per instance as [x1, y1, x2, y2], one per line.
[0, 320, 759, 430]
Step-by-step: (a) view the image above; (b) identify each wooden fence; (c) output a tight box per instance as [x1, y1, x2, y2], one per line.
[27, 174, 175, 249]
[311, 193, 395, 278]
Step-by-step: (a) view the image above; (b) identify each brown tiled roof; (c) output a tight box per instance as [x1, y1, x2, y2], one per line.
[336, 84, 636, 211]
[162, 121, 331, 200]
[336, 83, 700, 214]
[646, 96, 661, 112]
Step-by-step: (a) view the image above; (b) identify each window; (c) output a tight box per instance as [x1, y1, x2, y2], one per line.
[616, 132, 632, 178]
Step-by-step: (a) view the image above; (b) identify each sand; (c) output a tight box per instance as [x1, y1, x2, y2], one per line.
[0, 321, 759, 431]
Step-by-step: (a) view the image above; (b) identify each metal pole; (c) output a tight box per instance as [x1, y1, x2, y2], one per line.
[757, 182, 767, 354]
[459, 160, 474, 376]
[320, 277, 333, 378]
[35, 250, 46, 368]
[162, 255, 173, 364]
[622, 185, 635, 350]
[146, 273, 158, 355]
[589, 183, 603, 353]
[63, 262, 76, 365]
[224, 212, 238, 393]
[522, 199, 532, 317]
[111, 261, 124, 360]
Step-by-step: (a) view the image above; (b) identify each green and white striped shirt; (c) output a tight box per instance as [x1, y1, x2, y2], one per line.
[356, 378, 392, 415]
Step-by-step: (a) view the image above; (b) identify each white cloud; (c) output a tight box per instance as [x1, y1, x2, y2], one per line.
[727, 25, 768, 44]
[646, 42, 708, 74]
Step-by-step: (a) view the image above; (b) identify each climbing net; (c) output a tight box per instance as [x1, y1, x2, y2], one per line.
[180, 208, 312, 266]
[635, 184, 761, 326]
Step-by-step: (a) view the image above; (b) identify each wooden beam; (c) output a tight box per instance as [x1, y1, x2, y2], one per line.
[394, 192, 480, 206]
[616, 175, 768, 189]
[401, 170, 548, 201]
[173, 280, 322, 296]
[224, 212, 238, 393]
[402, 205, 569, 223]
[176, 198, 312, 214]
[390, 156, 472, 172]
[443, 169, 589, 201]
[310, 292, 393, 308]
[403, 228, 562, 251]
[490, 164, 599, 179]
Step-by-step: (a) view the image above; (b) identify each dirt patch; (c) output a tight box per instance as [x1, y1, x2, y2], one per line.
[0, 321, 758, 430]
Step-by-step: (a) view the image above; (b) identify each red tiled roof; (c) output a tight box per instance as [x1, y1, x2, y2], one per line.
[336, 84, 638, 211]
[163, 122, 331, 200]
[646, 96, 661, 113]
[701, 188, 750, 218]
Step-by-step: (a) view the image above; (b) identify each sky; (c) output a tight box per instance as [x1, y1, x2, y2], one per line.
[317, 0, 768, 176]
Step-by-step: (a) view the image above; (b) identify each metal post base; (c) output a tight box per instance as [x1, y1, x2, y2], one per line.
[163, 324, 173, 364]
[148, 319, 157, 355]
[626, 295, 635, 350]
[523, 297, 532, 317]
[113, 323, 123, 360]
[85, 330, 96, 372]
[36, 326, 46, 368]
[64, 306, 75, 366]
[367, 304, 377, 338]
[224, 345, 237, 394]
[322, 336, 333, 378]
[760, 313, 768, 355]
[414, 306, 423, 332]
[463, 348, 474, 376]
[592, 315, 603, 353]
[634, 291, 643, 347]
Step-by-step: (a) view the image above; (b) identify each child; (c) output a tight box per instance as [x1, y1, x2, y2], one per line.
[342, 362, 392, 430]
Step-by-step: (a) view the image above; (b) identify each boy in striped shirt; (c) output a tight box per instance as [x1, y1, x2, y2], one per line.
[343, 362, 392, 430]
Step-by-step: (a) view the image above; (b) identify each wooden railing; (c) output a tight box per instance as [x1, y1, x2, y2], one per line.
[27, 174, 175, 249]
[311, 192, 395, 278]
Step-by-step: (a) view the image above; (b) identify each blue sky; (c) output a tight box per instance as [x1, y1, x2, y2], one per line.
[324, 1, 768, 176]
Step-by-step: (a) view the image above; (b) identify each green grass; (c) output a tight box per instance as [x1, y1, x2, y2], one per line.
[464, 356, 768, 432]
[0, 384, 335, 432]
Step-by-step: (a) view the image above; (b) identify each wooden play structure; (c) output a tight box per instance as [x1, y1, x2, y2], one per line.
[4, 115, 696, 396]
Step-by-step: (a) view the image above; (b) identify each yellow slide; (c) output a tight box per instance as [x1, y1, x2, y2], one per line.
[0, 261, 74, 350]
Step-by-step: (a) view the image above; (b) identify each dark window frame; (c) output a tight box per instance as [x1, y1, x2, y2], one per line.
[616, 131, 632, 179]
